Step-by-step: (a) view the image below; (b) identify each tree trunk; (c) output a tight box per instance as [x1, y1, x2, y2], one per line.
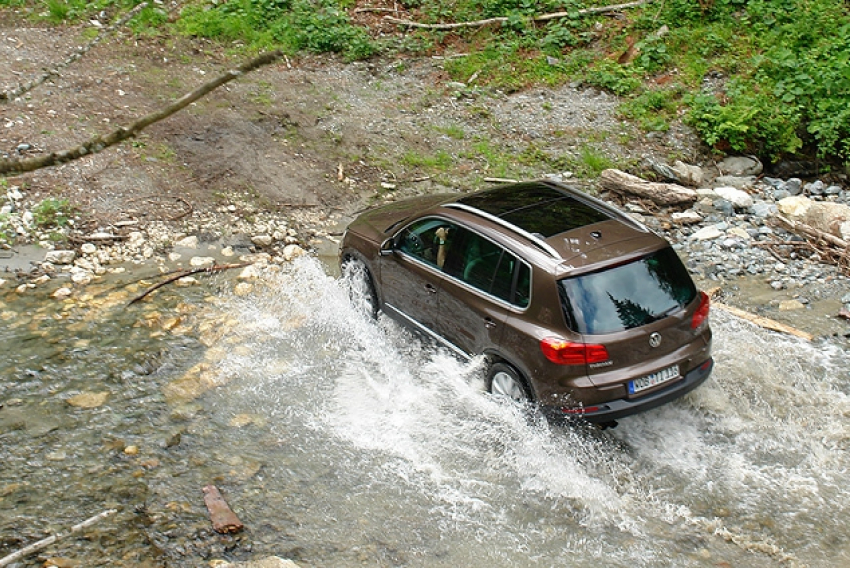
[599, 168, 698, 206]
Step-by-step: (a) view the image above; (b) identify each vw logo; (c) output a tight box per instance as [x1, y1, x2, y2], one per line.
[649, 332, 662, 348]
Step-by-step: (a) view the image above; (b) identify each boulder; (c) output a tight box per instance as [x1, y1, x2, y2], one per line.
[714, 186, 754, 209]
[44, 250, 76, 265]
[718, 156, 763, 177]
[777, 196, 850, 240]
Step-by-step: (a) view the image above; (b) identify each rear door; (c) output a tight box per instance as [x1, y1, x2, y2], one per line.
[434, 227, 526, 357]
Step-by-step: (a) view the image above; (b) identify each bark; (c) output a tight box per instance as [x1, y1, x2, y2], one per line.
[0, 51, 283, 175]
[203, 485, 244, 534]
[384, 1, 651, 30]
[599, 168, 698, 206]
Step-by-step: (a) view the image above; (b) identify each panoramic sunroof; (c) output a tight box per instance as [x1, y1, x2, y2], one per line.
[456, 182, 610, 237]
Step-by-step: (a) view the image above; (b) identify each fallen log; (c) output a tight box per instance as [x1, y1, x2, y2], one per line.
[384, 1, 651, 30]
[713, 302, 814, 341]
[0, 509, 117, 567]
[599, 168, 697, 206]
[203, 485, 244, 534]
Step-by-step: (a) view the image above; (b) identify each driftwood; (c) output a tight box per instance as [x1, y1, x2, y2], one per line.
[0, 3, 148, 102]
[770, 215, 850, 276]
[203, 485, 244, 534]
[0, 509, 117, 567]
[599, 168, 697, 206]
[0, 51, 282, 175]
[384, 1, 651, 30]
[128, 262, 252, 305]
[714, 302, 814, 341]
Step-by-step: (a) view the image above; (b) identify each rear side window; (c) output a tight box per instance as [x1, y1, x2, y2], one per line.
[444, 227, 531, 308]
[559, 247, 696, 334]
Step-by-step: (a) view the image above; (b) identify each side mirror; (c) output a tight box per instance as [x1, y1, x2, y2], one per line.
[379, 238, 395, 256]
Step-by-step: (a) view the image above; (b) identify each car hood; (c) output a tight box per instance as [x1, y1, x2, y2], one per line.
[347, 194, 455, 240]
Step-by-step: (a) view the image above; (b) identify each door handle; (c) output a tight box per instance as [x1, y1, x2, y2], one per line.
[425, 283, 437, 295]
[484, 317, 497, 329]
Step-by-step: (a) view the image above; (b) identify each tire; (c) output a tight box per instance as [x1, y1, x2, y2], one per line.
[486, 362, 532, 404]
[340, 256, 379, 319]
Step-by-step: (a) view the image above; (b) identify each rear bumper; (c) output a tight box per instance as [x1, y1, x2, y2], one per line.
[550, 358, 714, 424]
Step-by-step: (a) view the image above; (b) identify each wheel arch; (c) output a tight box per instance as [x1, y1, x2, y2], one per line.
[482, 349, 538, 403]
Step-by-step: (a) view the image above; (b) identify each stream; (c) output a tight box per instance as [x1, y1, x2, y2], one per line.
[1, 257, 849, 567]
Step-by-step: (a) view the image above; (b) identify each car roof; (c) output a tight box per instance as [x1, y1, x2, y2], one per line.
[439, 180, 668, 275]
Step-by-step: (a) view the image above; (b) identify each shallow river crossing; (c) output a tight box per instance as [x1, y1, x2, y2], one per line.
[1, 257, 849, 567]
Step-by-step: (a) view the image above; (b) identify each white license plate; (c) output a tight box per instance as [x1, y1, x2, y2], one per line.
[629, 364, 680, 395]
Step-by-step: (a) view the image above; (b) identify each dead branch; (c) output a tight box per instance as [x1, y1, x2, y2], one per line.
[203, 485, 244, 534]
[128, 262, 252, 305]
[0, 51, 283, 175]
[0, 509, 117, 567]
[769, 215, 850, 276]
[773, 215, 848, 249]
[0, 3, 148, 102]
[384, 1, 650, 30]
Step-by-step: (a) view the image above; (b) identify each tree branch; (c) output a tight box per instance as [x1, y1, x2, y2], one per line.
[384, 1, 651, 30]
[0, 509, 117, 568]
[0, 3, 149, 102]
[0, 50, 282, 175]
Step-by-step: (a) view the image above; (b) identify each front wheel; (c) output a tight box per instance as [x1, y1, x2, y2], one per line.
[340, 256, 379, 319]
[486, 362, 532, 404]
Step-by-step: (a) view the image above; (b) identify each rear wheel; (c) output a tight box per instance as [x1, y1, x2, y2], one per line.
[341, 257, 378, 319]
[487, 362, 532, 403]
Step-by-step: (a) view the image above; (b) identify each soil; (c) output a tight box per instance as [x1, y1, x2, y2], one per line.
[1, 14, 848, 340]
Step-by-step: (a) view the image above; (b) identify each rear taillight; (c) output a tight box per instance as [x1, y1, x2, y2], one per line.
[540, 337, 609, 366]
[691, 291, 710, 330]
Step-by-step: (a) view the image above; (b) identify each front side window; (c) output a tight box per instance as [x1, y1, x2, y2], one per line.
[397, 218, 458, 269]
[559, 247, 697, 334]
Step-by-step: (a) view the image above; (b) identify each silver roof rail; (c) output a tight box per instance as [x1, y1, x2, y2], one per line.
[442, 202, 562, 259]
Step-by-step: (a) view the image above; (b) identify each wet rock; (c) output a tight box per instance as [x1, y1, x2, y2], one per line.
[44, 250, 76, 265]
[52, 287, 73, 299]
[283, 244, 306, 261]
[778, 196, 850, 240]
[176, 276, 198, 287]
[216, 556, 300, 568]
[238, 265, 260, 280]
[779, 299, 806, 311]
[234, 282, 253, 296]
[189, 256, 215, 267]
[124, 445, 139, 455]
[67, 391, 110, 408]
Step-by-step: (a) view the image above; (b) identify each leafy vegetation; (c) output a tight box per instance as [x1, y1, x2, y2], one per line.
[1, 0, 847, 165]
[31, 197, 75, 228]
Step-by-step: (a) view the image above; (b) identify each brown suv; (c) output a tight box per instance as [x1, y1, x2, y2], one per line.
[339, 180, 713, 425]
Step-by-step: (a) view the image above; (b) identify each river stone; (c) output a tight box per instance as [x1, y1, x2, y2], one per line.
[718, 156, 763, 176]
[218, 557, 300, 568]
[668, 161, 704, 186]
[714, 175, 757, 189]
[52, 287, 73, 299]
[778, 196, 850, 240]
[671, 211, 703, 225]
[714, 186, 754, 209]
[779, 299, 805, 311]
[283, 244, 306, 261]
[779, 178, 803, 196]
[44, 250, 76, 265]
[691, 226, 724, 241]
[189, 256, 215, 267]
[81, 243, 97, 254]
[251, 235, 273, 247]
[175, 235, 199, 248]
[67, 391, 110, 408]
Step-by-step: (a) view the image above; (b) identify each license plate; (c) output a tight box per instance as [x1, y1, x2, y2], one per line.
[629, 364, 680, 395]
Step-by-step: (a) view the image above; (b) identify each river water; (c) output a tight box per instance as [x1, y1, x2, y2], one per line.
[1, 257, 849, 567]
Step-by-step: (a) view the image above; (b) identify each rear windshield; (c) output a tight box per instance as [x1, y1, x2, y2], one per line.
[558, 247, 697, 334]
